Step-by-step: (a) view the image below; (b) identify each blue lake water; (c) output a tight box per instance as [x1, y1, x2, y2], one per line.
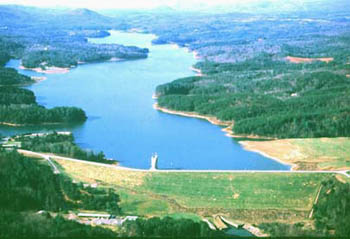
[1, 30, 289, 170]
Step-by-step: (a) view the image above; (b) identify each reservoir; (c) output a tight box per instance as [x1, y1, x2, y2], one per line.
[2, 31, 289, 170]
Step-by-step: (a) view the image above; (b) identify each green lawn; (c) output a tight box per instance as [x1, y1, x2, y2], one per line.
[141, 172, 326, 210]
[53, 158, 332, 223]
[292, 138, 350, 170]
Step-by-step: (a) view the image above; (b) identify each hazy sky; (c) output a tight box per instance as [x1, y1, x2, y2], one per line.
[0, 0, 270, 9]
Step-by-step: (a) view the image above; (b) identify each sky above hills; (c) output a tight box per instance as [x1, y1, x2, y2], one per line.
[1, 0, 347, 14]
[0, 0, 321, 10]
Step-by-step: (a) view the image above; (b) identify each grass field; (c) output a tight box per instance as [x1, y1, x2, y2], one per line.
[53, 158, 333, 224]
[240, 137, 350, 170]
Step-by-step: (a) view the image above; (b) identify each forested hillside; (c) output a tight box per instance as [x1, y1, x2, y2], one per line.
[156, 57, 350, 138]
[151, 10, 350, 138]
[0, 149, 120, 237]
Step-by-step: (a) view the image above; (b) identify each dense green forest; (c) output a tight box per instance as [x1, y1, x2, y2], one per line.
[0, 105, 86, 124]
[0, 87, 35, 105]
[313, 177, 350, 236]
[121, 216, 220, 238]
[15, 132, 113, 164]
[0, 149, 121, 214]
[0, 67, 33, 85]
[0, 149, 120, 237]
[156, 55, 350, 138]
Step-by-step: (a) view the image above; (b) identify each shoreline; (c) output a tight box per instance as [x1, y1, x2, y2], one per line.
[31, 76, 47, 82]
[109, 57, 122, 62]
[153, 103, 295, 170]
[19, 56, 131, 75]
[153, 103, 232, 127]
[153, 103, 274, 140]
[0, 121, 75, 127]
[19, 65, 70, 74]
[239, 141, 297, 170]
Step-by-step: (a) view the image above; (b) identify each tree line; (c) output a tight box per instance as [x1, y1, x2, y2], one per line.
[16, 132, 113, 164]
[121, 216, 222, 238]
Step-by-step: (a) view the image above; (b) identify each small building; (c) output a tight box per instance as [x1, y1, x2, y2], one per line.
[79, 215, 138, 226]
[77, 213, 111, 218]
[92, 218, 123, 226]
[123, 216, 138, 222]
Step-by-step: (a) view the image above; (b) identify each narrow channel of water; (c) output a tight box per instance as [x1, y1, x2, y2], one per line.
[1, 30, 290, 170]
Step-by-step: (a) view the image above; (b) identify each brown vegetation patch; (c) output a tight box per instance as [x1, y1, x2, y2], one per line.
[52, 158, 147, 187]
[239, 140, 302, 169]
[293, 162, 319, 171]
[240, 138, 350, 171]
[335, 175, 347, 184]
[202, 209, 308, 224]
[286, 56, 334, 64]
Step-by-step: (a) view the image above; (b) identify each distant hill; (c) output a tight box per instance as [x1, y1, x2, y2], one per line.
[58, 8, 114, 27]
[0, 5, 45, 27]
[0, 5, 114, 29]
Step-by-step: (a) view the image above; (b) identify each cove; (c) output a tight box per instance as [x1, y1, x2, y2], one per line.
[1, 30, 290, 170]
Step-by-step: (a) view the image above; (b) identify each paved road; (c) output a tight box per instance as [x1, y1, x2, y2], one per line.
[17, 149, 350, 178]
[18, 149, 60, 174]
[45, 156, 60, 174]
